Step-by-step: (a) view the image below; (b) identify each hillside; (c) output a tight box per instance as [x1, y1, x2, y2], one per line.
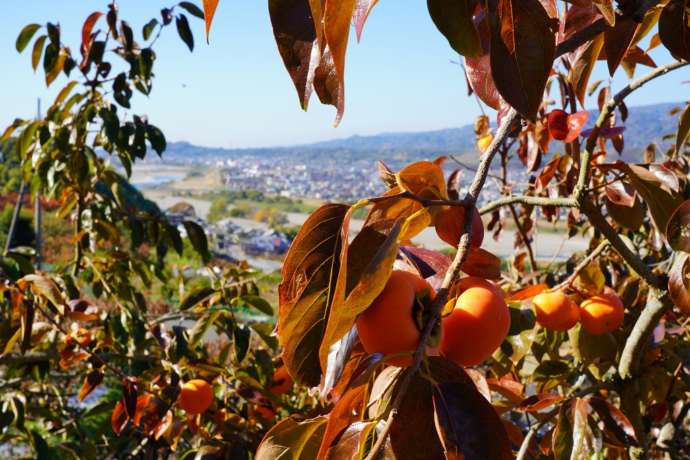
[161, 102, 683, 165]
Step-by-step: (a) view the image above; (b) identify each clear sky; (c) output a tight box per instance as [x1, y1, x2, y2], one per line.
[1, 1, 688, 149]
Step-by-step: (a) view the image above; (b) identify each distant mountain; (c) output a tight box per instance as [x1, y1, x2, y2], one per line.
[162, 102, 684, 165]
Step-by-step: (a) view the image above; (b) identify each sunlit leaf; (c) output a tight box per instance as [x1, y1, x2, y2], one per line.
[323, 0, 357, 125]
[202, 0, 219, 42]
[278, 204, 349, 386]
[316, 386, 366, 459]
[255, 416, 328, 460]
[16, 24, 41, 53]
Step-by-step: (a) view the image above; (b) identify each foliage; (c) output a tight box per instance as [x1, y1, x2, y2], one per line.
[4, 0, 690, 459]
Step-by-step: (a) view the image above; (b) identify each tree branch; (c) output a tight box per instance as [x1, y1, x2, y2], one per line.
[480, 195, 576, 215]
[553, 240, 609, 291]
[364, 109, 520, 460]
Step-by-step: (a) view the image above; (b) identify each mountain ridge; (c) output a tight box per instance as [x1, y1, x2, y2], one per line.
[162, 102, 684, 164]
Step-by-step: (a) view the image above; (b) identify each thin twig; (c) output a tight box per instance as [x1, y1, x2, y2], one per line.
[553, 241, 608, 291]
[364, 109, 521, 460]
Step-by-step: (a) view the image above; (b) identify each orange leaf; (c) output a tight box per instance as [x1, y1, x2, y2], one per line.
[78, 370, 104, 401]
[316, 386, 366, 459]
[324, 0, 357, 125]
[202, 0, 219, 42]
[508, 283, 548, 301]
[111, 400, 128, 435]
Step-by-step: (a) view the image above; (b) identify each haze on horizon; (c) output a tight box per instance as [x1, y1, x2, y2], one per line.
[1, 1, 687, 150]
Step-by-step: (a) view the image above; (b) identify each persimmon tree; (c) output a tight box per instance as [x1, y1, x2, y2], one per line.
[3, 0, 690, 459]
[1, 2, 310, 458]
[243, 0, 690, 459]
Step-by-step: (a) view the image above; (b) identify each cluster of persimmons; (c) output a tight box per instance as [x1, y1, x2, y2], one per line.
[356, 205, 625, 371]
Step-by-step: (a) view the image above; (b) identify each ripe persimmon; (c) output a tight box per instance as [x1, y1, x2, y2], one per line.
[434, 205, 484, 249]
[269, 366, 293, 395]
[440, 277, 510, 367]
[178, 379, 214, 415]
[579, 292, 624, 335]
[547, 109, 569, 140]
[356, 270, 434, 367]
[533, 290, 579, 331]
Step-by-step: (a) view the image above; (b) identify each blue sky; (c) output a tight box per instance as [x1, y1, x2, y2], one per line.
[1, 1, 688, 148]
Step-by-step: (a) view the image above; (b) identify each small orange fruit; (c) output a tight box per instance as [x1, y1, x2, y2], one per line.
[178, 379, 214, 415]
[533, 290, 580, 331]
[440, 277, 510, 367]
[579, 292, 624, 335]
[434, 206, 484, 249]
[269, 366, 293, 395]
[356, 270, 434, 367]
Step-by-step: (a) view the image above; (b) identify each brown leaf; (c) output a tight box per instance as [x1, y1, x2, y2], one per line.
[659, 0, 690, 61]
[278, 204, 349, 386]
[316, 386, 366, 459]
[255, 416, 328, 460]
[430, 359, 512, 460]
[668, 253, 690, 315]
[568, 34, 604, 106]
[319, 221, 400, 383]
[377, 160, 397, 189]
[675, 102, 690, 155]
[269, 0, 321, 110]
[324, 0, 357, 125]
[18, 274, 66, 314]
[462, 247, 502, 280]
[666, 199, 690, 253]
[491, 0, 556, 120]
[428, 0, 481, 57]
[487, 375, 524, 404]
[604, 16, 638, 76]
[325, 421, 376, 459]
[78, 370, 104, 401]
[588, 396, 637, 447]
[396, 160, 448, 199]
[517, 393, 564, 413]
[365, 186, 430, 240]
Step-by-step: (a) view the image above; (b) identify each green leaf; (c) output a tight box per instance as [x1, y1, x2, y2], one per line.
[146, 124, 166, 155]
[233, 323, 250, 362]
[178, 2, 205, 19]
[180, 286, 216, 310]
[675, 102, 690, 155]
[31, 35, 47, 71]
[142, 19, 158, 41]
[183, 220, 210, 262]
[533, 360, 570, 380]
[31, 430, 51, 460]
[176, 14, 194, 52]
[427, 0, 480, 57]
[239, 295, 273, 315]
[16, 24, 41, 52]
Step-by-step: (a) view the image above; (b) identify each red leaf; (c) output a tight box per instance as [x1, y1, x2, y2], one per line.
[465, 53, 500, 110]
[353, 0, 378, 42]
[462, 247, 502, 280]
[316, 386, 366, 459]
[564, 111, 589, 143]
[604, 16, 638, 76]
[80, 12, 103, 60]
[518, 393, 564, 412]
[487, 375, 524, 404]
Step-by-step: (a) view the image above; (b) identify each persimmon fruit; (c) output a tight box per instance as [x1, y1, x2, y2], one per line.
[579, 292, 624, 335]
[178, 379, 214, 415]
[532, 290, 580, 331]
[547, 109, 569, 140]
[356, 270, 434, 366]
[269, 366, 293, 395]
[440, 277, 510, 367]
[434, 206, 484, 249]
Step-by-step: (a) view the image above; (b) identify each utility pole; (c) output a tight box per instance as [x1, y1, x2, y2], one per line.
[34, 98, 43, 269]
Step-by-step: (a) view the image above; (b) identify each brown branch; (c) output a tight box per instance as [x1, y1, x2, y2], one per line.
[553, 240, 609, 291]
[365, 109, 520, 460]
[480, 195, 576, 215]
